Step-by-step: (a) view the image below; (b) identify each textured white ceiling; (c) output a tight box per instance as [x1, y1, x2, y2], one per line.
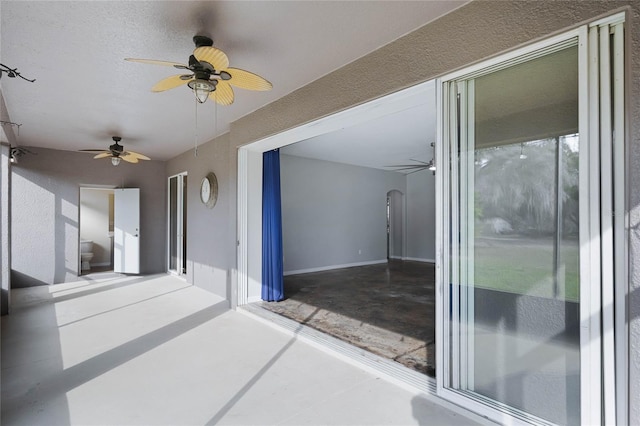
[0, 1, 465, 160]
[282, 81, 436, 172]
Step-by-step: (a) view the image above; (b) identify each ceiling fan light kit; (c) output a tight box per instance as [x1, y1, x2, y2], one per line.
[188, 78, 217, 103]
[126, 35, 272, 106]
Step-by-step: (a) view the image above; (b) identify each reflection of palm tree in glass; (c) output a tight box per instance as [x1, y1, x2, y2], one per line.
[472, 136, 580, 301]
[474, 136, 579, 237]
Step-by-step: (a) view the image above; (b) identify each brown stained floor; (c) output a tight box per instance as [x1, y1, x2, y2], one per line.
[258, 260, 436, 377]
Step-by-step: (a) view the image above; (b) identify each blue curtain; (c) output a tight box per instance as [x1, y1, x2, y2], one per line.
[262, 149, 284, 301]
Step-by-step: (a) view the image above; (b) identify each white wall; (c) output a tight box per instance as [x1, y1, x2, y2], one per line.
[80, 188, 112, 266]
[405, 169, 436, 262]
[280, 154, 406, 274]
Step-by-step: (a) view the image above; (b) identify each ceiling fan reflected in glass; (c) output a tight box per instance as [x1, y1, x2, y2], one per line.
[385, 142, 436, 174]
[125, 35, 272, 105]
[80, 136, 150, 166]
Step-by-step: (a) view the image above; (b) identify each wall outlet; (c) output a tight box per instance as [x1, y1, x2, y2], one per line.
[358, 249, 362, 254]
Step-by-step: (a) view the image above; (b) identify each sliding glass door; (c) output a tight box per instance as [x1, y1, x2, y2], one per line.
[437, 16, 625, 425]
[168, 173, 187, 275]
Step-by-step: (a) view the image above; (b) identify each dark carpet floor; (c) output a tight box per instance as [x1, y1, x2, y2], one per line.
[257, 260, 436, 377]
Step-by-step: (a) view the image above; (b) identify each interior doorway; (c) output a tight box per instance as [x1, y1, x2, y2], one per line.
[387, 189, 404, 260]
[168, 173, 187, 276]
[79, 187, 115, 275]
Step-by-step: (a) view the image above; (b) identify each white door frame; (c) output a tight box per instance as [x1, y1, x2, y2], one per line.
[78, 184, 116, 274]
[167, 172, 187, 276]
[237, 80, 436, 305]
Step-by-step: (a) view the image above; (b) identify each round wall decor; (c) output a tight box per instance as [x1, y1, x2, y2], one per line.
[200, 172, 218, 209]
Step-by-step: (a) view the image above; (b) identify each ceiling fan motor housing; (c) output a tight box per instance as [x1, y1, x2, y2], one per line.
[193, 35, 213, 48]
[110, 137, 124, 155]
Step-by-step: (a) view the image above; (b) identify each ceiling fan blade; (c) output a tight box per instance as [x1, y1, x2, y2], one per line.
[151, 74, 192, 92]
[119, 154, 139, 164]
[209, 80, 234, 105]
[193, 46, 229, 70]
[93, 152, 112, 159]
[125, 58, 189, 70]
[386, 164, 429, 168]
[125, 151, 151, 161]
[225, 67, 273, 91]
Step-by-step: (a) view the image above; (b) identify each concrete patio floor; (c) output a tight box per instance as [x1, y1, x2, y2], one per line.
[1, 273, 487, 425]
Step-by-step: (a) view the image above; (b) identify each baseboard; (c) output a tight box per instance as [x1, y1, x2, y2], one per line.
[402, 257, 436, 264]
[284, 259, 388, 276]
[91, 262, 111, 267]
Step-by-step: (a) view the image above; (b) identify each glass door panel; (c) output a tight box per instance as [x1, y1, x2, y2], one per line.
[168, 173, 187, 275]
[169, 175, 178, 271]
[451, 44, 580, 425]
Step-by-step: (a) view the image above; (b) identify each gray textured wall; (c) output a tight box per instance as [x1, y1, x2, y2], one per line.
[406, 170, 436, 262]
[223, 1, 639, 421]
[11, 147, 166, 286]
[165, 133, 231, 299]
[280, 154, 406, 273]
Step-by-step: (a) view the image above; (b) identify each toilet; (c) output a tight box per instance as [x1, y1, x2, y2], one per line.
[80, 239, 94, 271]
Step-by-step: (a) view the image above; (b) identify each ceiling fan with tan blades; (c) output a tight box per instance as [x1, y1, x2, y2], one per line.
[81, 137, 150, 166]
[125, 35, 272, 105]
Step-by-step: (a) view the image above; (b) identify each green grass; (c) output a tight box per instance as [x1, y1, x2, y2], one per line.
[471, 237, 579, 302]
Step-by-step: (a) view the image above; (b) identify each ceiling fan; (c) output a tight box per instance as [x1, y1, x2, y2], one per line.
[125, 35, 272, 105]
[81, 137, 150, 166]
[385, 143, 437, 175]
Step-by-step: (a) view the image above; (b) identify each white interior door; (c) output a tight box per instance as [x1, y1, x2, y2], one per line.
[114, 188, 140, 274]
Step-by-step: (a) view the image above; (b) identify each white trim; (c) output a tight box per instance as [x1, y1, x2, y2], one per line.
[440, 29, 581, 82]
[284, 259, 388, 276]
[585, 24, 604, 426]
[239, 80, 436, 153]
[402, 257, 436, 264]
[438, 388, 554, 426]
[167, 172, 188, 276]
[237, 148, 249, 306]
[612, 21, 628, 426]
[434, 78, 446, 395]
[458, 79, 469, 391]
[449, 81, 460, 390]
[598, 23, 617, 426]
[90, 262, 111, 267]
[462, 79, 475, 391]
[589, 11, 626, 28]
